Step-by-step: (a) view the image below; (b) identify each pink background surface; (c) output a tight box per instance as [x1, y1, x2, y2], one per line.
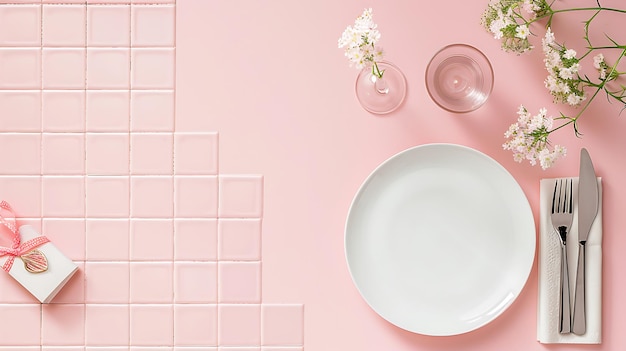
[2, 0, 626, 350]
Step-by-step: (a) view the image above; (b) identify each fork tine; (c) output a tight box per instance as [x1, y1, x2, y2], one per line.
[559, 180, 566, 213]
[567, 179, 573, 214]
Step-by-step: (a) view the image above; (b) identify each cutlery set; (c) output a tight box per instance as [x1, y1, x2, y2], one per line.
[550, 148, 599, 335]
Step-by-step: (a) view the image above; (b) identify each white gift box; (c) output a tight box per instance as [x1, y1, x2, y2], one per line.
[0, 225, 78, 303]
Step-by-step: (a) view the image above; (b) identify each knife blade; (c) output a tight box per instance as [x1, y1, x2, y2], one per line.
[572, 148, 599, 335]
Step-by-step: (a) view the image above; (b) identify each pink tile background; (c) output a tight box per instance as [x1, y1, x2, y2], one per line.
[0, 0, 303, 350]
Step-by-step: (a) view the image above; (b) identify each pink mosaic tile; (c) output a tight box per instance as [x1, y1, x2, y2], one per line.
[0, 0, 41, 4]
[42, 218, 86, 260]
[0, 177, 41, 217]
[87, 5, 131, 47]
[218, 219, 262, 261]
[132, 0, 174, 3]
[42, 304, 85, 345]
[42, 48, 86, 89]
[131, 48, 175, 89]
[85, 304, 130, 345]
[85, 262, 130, 303]
[218, 262, 261, 303]
[219, 304, 261, 346]
[0, 133, 41, 174]
[86, 48, 131, 89]
[174, 218, 218, 261]
[130, 133, 174, 174]
[130, 176, 174, 217]
[0, 304, 41, 345]
[130, 219, 173, 260]
[130, 304, 173, 346]
[87, 0, 131, 3]
[174, 132, 219, 175]
[130, 90, 175, 132]
[131, 5, 175, 47]
[85, 176, 130, 217]
[43, 0, 85, 3]
[0, 5, 41, 46]
[174, 262, 217, 303]
[0, 49, 41, 89]
[174, 176, 219, 218]
[42, 5, 87, 47]
[86, 90, 130, 131]
[129, 262, 173, 303]
[0, 91, 41, 132]
[42, 133, 86, 174]
[86, 347, 129, 351]
[219, 175, 264, 218]
[86, 219, 130, 260]
[42, 176, 86, 217]
[42, 91, 86, 132]
[86, 133, 130, 175]
[174, 304, 217, 346]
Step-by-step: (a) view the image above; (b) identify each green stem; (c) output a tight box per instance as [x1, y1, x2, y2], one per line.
[527, 6, 626, 27]
[372, 61, 384, 79]
[551, 7, 626, 15]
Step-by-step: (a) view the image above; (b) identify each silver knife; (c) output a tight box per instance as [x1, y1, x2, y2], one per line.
[572, 148, 599, 335]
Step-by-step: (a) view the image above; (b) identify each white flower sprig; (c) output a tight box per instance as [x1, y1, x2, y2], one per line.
[503, 105, 567, 170]
[482, 0, 626, 168]
[338, 8, 385, 78]
[542, 28, 586, 107]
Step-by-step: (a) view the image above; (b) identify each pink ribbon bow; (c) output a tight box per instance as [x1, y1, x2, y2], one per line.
[0, 201, 49, 273]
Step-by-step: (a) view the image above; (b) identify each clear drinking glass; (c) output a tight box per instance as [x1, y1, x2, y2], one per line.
[425, 44, 494, 113]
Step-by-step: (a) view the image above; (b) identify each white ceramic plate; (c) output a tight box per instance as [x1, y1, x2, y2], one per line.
[345, 144, 535, 336]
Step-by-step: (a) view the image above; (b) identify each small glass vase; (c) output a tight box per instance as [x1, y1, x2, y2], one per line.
[355, 61, 407, 115]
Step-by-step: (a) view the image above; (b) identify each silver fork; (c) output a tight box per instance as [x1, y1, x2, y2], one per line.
[551, 178, 573, 334]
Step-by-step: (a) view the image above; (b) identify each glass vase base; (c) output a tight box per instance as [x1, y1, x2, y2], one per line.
[355, 61, 407, 115]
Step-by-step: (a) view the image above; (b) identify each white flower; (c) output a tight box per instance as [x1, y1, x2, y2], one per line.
[544, 75, 558, 92]
[544, 51, 561, 69]
[489, 18, 507, 39]
[516, 25, 530, 39]
[567, 93, 585, 106]
[559, 67, 575, 80]
[563, 49, 577, 60]
[539, 145, 567, 169]
[522, 0, 541, 15]
[543, 27, 555, 47]
[593, 53, 604, 69]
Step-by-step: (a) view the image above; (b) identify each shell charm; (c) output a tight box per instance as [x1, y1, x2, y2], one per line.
[21, 249, 49, 273]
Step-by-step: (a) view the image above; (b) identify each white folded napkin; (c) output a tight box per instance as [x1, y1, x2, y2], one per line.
[538, 177, 602, 344]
